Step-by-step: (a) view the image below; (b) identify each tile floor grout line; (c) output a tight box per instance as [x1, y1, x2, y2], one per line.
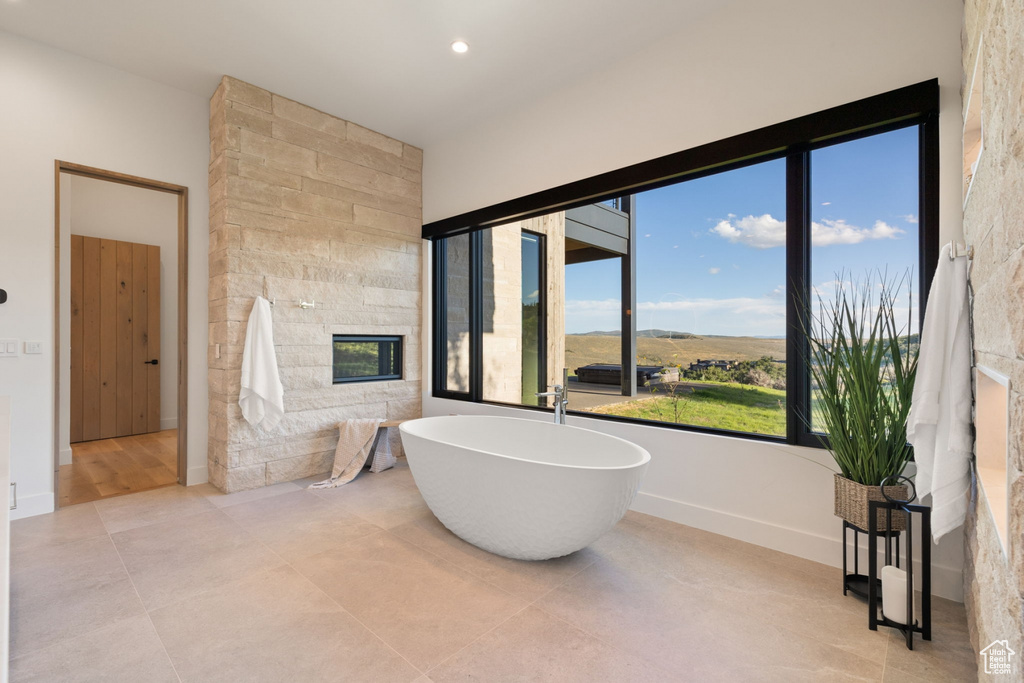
[393, 521, 602, 608]
[94, 489, 219, 536]
[107, 526, 185, 683]
[233, 521, 427, 677]
[531, 551, 883, 679]
[379, 528, 528, 604]
[132, 509, 294, 614]
[424, 602, 535, 677]
[524, 554, 600, 607]
[524, 555, 690, 679]
[528, 600, 684, 680]
[659, 568, 892, 672]
[126, 513, 419, 680]
[5, 534, 138, 661]
[880, 629, 891, 681]
[5, 610, 161, 667]
[280, 537, 427, 678]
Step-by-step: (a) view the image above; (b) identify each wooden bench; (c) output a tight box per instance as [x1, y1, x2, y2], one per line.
[366, 420, 407, 469]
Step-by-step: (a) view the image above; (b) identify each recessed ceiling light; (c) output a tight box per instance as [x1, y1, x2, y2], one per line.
[451, 40, 469, 54]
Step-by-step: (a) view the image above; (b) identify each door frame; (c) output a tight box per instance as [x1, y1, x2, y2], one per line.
[53, 161, 189, 506]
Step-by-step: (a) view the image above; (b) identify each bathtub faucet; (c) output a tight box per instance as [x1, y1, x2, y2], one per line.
[536, 369, 570, 425]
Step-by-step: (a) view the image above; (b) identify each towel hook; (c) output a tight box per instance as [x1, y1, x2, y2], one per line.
[948, 241, 974, 261]
[261, 277, 276, 308]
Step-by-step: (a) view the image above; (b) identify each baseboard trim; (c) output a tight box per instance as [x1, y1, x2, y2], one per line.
[160, 417, 178, 431]
[631, 491, 963, 602]
[59, 447, 73, 466]
[10, 492, 56, 520]
[186, 465, 209, 486]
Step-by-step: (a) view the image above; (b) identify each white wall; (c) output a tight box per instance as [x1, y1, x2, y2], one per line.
[0, 30, 210, 518]
[58, 174, 180, 466]
[423, 0, 965, 229]
[422, 0, 967, 600]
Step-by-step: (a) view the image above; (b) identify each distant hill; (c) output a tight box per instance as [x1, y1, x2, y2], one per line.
[575, 329, 700, 339]
[565, 333, 786, 372]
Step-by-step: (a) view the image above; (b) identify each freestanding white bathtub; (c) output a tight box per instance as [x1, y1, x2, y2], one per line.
[399, 415, 650, 561]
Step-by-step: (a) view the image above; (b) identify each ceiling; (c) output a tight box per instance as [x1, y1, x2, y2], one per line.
[0, 0, 724, 148]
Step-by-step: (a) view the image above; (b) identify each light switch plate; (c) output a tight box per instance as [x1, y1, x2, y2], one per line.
[24, 341, 42, 354]
[0, 339, 17, 357]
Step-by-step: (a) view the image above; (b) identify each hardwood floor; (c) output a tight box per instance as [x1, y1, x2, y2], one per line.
[60, 429, 178, 507]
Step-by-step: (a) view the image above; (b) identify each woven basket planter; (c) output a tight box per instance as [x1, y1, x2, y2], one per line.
[833, 473, 907, 532]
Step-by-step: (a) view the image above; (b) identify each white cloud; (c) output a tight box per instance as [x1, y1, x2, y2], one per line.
[821, 201, 831, 206]
[708, 267, 720, 275]
[637, 296, 784, 318]
[566, 296, 786, 335]
[900, 214, 919, 224]
[711, 213, 786, 248]
[710, 214, 905, 249]
[644, 233, 652, 237]
[812, 219, 903, 246]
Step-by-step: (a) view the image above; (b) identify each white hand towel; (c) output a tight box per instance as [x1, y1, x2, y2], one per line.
[239, 296, 285, 431]
[907, 243, 973, 542]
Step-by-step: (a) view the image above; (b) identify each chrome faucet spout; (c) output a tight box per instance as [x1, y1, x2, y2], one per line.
[535, 379, 568, 425]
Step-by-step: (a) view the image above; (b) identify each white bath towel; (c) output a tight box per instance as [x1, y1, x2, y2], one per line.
[239, 296, 285, 431]
[907, 243, 973, 542]
[308, 419, 384, 489]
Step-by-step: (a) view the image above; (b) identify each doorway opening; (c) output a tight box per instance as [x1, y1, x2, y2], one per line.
[54, 161, 188, 507]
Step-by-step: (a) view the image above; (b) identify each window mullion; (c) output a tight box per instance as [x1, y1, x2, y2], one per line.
[786, 149, 811, 445]
[469, 230, 484, 403]
[431, 238, 448, 396]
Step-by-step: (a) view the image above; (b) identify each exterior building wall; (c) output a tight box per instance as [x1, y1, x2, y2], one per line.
[208, 77, 423, 492]
[480, 215, 566, 405]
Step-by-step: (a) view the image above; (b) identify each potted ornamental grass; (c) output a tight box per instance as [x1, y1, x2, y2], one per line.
[801, 272, 918, 532]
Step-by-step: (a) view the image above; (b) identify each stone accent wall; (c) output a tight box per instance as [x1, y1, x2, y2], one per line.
[208, 77, 422, 492]
[961, 0, 1024, 673]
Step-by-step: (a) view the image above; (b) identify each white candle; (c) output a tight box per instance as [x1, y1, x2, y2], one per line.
[881, 564, 909, 625]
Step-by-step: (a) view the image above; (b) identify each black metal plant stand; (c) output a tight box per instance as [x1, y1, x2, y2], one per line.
[866, 480, 932, 650]
[842, 521, 899, 599]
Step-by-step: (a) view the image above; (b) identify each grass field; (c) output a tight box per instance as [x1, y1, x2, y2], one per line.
[585, 381, 787, 436]
[565, 334, 786, 374]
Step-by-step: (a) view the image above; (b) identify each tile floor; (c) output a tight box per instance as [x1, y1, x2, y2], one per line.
[9, 459, 977, 682]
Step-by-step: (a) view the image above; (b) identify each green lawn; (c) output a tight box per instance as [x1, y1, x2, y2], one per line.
[587, 382, 787, 436]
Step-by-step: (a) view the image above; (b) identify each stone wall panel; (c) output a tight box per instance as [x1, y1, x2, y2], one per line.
[962, 0, 1024, 671]
[209, 76, 423, 492]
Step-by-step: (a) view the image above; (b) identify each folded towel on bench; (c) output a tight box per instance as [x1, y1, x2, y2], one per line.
[308, 419, 383, 489]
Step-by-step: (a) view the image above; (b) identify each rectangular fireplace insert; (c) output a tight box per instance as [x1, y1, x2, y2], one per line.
[332, 335, 402, 383]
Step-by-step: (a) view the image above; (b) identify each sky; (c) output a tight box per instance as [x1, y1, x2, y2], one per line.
[564, 126, 921, 336]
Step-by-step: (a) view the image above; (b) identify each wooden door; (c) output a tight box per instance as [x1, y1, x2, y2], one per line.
[70, 236, 160, 442]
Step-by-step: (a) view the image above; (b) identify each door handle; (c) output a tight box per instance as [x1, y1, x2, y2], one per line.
[145, 359, 159, 365]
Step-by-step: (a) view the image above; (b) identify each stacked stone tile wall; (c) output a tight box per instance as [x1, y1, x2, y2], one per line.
[961, 0, 1024, 673]
[208, 77, 422, 492]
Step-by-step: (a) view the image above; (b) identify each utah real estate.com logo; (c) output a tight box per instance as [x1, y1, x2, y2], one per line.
[981, 640, 1016, 676]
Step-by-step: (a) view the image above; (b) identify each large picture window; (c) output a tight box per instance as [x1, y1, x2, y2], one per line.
[427, 81, 939, 446]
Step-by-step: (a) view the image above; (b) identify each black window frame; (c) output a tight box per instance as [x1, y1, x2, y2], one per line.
[332, 335, 403, 384]
[517, 229, 548, 406]
[425, 80, 939, 447]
